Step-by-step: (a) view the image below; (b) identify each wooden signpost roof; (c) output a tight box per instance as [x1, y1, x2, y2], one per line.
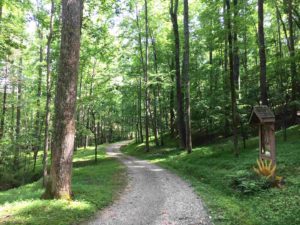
[249, 105, 275, 124]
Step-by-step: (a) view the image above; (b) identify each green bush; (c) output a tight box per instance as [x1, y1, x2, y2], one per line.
[229, 170, 271, 195]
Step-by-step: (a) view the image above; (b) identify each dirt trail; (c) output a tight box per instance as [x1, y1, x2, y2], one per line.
[85, 141, 211, 225]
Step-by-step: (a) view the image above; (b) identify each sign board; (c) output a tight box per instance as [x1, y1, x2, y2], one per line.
[249, 105, 276, 166]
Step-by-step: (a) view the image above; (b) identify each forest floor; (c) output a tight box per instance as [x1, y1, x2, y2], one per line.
[121, 125, 300, 225]
[85, 141, 211, 225]
[0, 144, 126, 225]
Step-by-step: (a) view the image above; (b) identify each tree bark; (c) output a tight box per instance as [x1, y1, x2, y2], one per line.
[288, 0, 299, 123]
[33, 13, 44, 172]
[151, 89, 159, 146]
[43, 0, 54, 188]
[14, 56, 22, 166]
[144, 0, 150, 152]
[135, 6, 144, 143]
[258, 0, 268, 105]
[223, 0, 230, 137]
[76, 70, 83, 149]
[182, 0, 192, 153]
[0, 57, 8, 140]
[226, 0, 239, 157]
[42, 0, 83, 200]
[233, 0, 240, 99]
[151, 33, 165, 146]
[169, 60, 175, 137]
[170, 0, 186, 149]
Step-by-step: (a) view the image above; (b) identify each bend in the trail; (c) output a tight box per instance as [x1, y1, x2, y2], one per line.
[85, 141, 211, 225]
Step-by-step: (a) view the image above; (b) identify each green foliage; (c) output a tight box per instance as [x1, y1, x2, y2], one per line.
[228, 170, 271, 195]
[0, 145, 126, 225]
[121, 125, 300, 225]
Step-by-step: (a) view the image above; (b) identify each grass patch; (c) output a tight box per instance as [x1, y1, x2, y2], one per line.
[121, 126, 300, 225]
[0, 144, 126, 225]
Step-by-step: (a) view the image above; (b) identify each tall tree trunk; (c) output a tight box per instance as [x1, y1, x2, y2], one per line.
[76, 70, 83, 149]
[85, 60, 96, 149]
[151, 33, 164, 146]
[288, 0, 298, 123]
[144, 0, 150, 152]
[243, 1, 248, 74]
[233, 0, 240, 99]
[85, 109, 89, 148]
[226, 0, 239, 157]
[258, 0, 268, 105]
[136, 6, 144, 143]
[158, 87, 164, 146]
[42, 0, 83, 200]
[94, 130, 98, 162]
[169, 60, 175, 137]
[33, 16, 43, 171]
[151, 89, 159, 146]
[223, 0, 230, 137]
[43, 0, 54, 188]
[170, 0, 186, 149]
[14, 56, 22, 166]
[151, 35, 164, 145]
[138, 78, 143, 142]
[11, 86, 15, 138]
[0, 57, 8, 140]
[182, 0, 192, 153]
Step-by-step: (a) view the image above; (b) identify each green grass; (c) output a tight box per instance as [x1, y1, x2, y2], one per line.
[0, 144, 126, 225]
[121, 126, 300, 225]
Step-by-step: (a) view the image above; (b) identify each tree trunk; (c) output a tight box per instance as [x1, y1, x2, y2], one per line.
[10, 84, 15, 139]
[14, 56, 22, 166]
[233, 0, 240, 99]
[33, 17, 43, 172]
[42, 0, 83, 200]
[151, 89, 159, 146]
[258, 0, 268, 105]
[151, 32, 164, 146]
[76, 70, 83, 149]
[144, 0, 150, 152]
[136, 6, 144, 143]
[169, 61, 175, 137]
[43, 0, 54, 188]
[288, 0, 298, 123]
[223, 0, 230, 137]
[182, 0, 192, 153]
[0, 57, 8, 140]
[170, 0, 186, 149]
[226, 0, 239, 157]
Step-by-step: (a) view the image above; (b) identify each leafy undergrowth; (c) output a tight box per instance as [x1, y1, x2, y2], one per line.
[0, 145, 126, 225]
[121, 126, 300, 225]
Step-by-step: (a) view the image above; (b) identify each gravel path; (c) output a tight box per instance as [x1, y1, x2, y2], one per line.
[86, 141, 212, 225]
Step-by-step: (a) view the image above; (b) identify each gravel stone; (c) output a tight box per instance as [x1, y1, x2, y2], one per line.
[85, 141, 212, 225]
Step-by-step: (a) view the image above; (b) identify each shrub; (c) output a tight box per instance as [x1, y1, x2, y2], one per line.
[229, 170, 271, 195]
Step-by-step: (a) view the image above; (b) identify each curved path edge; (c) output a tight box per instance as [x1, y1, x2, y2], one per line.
[84, 141, 212, 225]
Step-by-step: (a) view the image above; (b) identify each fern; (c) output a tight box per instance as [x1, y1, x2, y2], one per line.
[253, 159, 283, 188]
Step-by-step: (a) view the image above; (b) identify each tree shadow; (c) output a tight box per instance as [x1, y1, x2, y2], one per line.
[72, 157, 114, 168]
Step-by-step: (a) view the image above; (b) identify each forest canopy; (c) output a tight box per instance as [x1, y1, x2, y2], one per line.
[0, 0, 299, 196]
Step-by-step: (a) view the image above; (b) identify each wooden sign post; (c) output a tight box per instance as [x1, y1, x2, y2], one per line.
[249, 105, 276, 166]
